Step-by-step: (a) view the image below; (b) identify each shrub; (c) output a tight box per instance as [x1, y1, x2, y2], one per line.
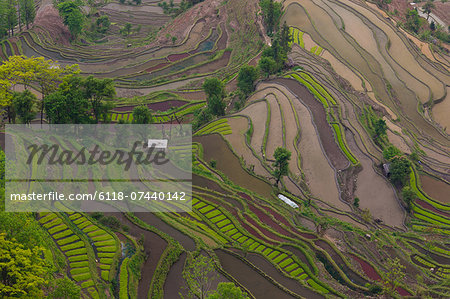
[99, 216, 121, 230]
[368, 284, 382, 294]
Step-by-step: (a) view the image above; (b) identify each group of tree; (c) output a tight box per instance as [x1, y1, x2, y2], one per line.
[183, 254, 249, 299]
[0, 55, 80, 123]
[259, 0, 282, 35]
[119, 0, 142, 5]
[0, 55, 117, 124]
[56, 0, 85, 39]
[259, 22, 292, 77]
[44, 75, 115, 124]
[193, 77, 227, 130]
[382, 145, 412, 186]
[0, 0, 36, 39]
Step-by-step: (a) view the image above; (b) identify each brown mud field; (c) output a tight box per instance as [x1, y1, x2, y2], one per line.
[419, 174, 450, 204]
[135, 213, 196, 251]
[103, 212, 167, 299]
[272, 78, 348, 170]
[194, 134, 274, 199]
[163, 252, 188, 298]
[245, 253, 325, 299]
[215, 249, 304, 299]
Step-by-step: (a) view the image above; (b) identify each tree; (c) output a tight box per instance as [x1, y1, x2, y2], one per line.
[183, 254, 219, 299]
[353, 197, 360, 208]
[382, 257, 406, 296]
[193, 108, 213, 131]
[237, 65, 258, 96]
[258, 56, 277, 78]
[405, 9, 421, 34]
[132, 105, 153, 124]
[82, 76, 115, 122]
[19, 0, 35, 29]
[207, 282, 249, 299]
[260, 0, 282, 35]
[0, 233, 48, 297]
[57, 1, 84, 39]
[51, 277, 81, 299]
[279, 22, 292, 55]
[389, 156, 411, 186]
[203, 78, 226, 116]
[402, 186, 416, 212]
[383, 145, 402, 161]
[96, 15, 110, 34]
[430, 20, 436, 31]
[6, 0, 17, 36]
[272, 147, 291, 186]
[423, 1, 435, 20]
[374, 118, 387, 139]
[12, 90, 36, 124]
[122, 22, 132, 36]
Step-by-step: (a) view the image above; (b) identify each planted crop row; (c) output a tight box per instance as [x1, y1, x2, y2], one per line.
[192, 198, 328, 292]
[119, 258, 129, 299]
[68, 212, 119, 281]
[286, 74, 329, 108]
[195, 118, 232, 136]
[38, 213, 98, 295]
[331, 123, 358, 165]
[409, 171, 450, 211]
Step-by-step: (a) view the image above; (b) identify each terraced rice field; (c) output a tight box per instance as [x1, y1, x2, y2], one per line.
[2, 0, 450, 297]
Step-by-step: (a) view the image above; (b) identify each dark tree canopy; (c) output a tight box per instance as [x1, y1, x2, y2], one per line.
[132, 105, 153, 124]
[12, 90, 36, 124]
[207, 282, 250, 299]
[203, 78, 226, 116]
[237, 65, 259, 96]
[272, 147, 291, 186]
[389, 156, 411, 186]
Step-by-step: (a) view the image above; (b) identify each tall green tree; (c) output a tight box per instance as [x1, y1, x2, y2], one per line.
[389, 156, 411, 186]
[203, 77, 226, 116]
[207, 282, 249, 299]
[279, 22, 292, 55]
[82, 75, 115, 123]
[132, 105, 153, 124]
[272, 147, 291, 186]
[237, 65, 258, 96]
[12, 90, 36, 124]
[405, 9, 421, 33]
[57, 1, 84, 39]
[258, 56, 277, 78]
[260, 0, 282, 35]
[19, 0, 35, 29]
[183, 254, 219, 299]
[382, 145, 402, 161]
[6, 0, 17, 36]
